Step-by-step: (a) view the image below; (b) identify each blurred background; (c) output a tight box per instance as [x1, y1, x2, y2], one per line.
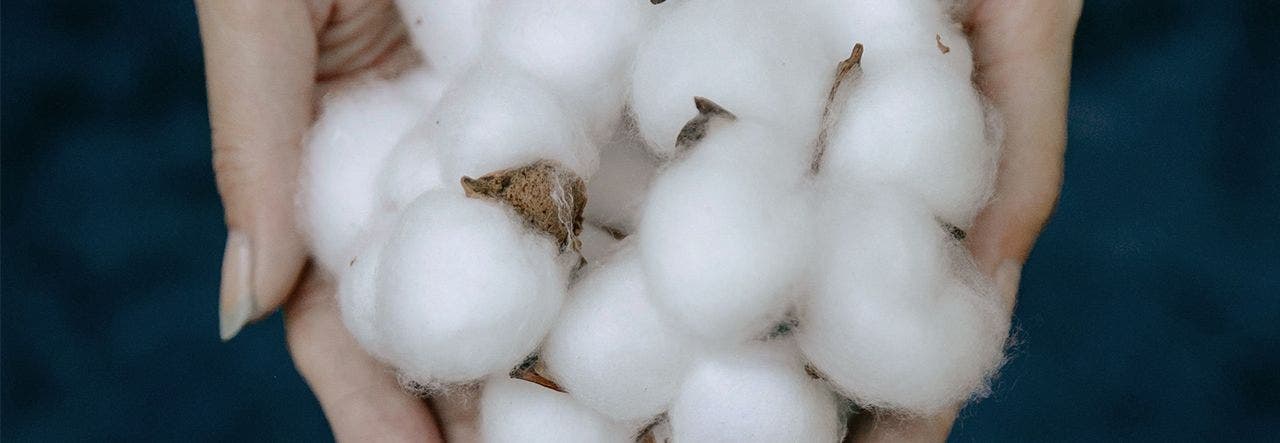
[2, 1, 1276, 441]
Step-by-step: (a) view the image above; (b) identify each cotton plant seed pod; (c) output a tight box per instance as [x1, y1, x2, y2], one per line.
[798, 186, 1010, 414]
[668, 343, 844, 443]
[460, 159, 587, 254]
[630, 0, 831, 157]
[480, 377, 633, 443]
[638, 109, 815, 343]
[542, 245, 698, 429]
[374, 190, 567, 386]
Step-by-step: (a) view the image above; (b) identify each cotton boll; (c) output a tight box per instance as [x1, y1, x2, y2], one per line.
[630, 0, 831, 156]
[485, 1, 654, 138]
[638, 121, 814, 343]
[429, 64, 597, 183]
[395, 0, 490, 75]
[668, 344, 843, 443]
[480, 377, 632, 443]
[583, 127, 659, 234]
[375, 190, 566, 385]
[797, 187, 1010, 414]
[542, 246, 697, 427]
[822, 61, 997, 228]
[300, 71, 442, 276]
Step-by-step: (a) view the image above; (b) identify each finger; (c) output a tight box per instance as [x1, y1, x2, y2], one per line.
[315, 0, 417, 84]
[197, 1, 317, 340]
[285, 266, 443, 442]
[845, 409, 958, 443]
[852, 3, 1082, 441]
[965, 0, 1083, 288]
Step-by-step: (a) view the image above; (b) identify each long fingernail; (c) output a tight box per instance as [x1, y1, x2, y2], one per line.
[220, 231, 257, 341]
[993, 259, 1023, 313]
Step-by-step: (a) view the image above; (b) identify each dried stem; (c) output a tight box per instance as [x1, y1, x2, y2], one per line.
[811, 43, 864, 174]
[509, 355, 565, 393]
[635, 414, 669, 443]
[674, 96, 736, 153]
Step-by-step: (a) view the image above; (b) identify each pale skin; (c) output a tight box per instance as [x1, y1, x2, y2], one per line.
[196, 0, 1082, 441]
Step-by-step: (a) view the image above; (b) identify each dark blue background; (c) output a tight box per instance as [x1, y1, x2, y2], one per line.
[2, 1, 1277, 441]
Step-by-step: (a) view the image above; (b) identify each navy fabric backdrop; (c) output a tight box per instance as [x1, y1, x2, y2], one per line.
[2, 1, 1277, 441]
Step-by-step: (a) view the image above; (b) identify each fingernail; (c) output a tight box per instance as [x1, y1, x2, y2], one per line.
[220, 231, 257, 341]
[993, 259, 1023, 313]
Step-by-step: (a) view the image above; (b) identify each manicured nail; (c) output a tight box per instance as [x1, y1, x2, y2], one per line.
[219, 231, 256, 341]
[993, 259, 1023, 313]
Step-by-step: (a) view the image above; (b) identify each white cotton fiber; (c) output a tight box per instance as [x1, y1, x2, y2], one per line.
[480, 377, 632, 443]
[630, 0, 831, 156]
[638, 120, 814, 343]
[395, 67, 452, 105]
[376, 131, 445, 213]
[797, 187, 1010, 414]
[576, 223, 624, 266]
[806, 0, 997, 228]
[583, 126, 659, 234]
[805, 0, 974, 77]
[484, 1, 654, 139]
[542, 246, 697, 427]
[395, 0, 490, 75]
[374, 70, 452, 213]
[300, 70, 444, 276]
[821, 58, 997, 228]
[375, 190, 567, 385]
[335, 220, 395, 360]
[668, 344, 843, 443]
[427, 64, 597, 183]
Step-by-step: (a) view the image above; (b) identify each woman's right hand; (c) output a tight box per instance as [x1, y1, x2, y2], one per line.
[196, 1, 441, 440]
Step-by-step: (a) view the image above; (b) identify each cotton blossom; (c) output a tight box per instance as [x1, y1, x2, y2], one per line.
[808, 0, 998, 227]
[480, 377, 632, 443]
[820, 55, 997, 228]
[541, 245, 697, 429]
[374, 190, 567, 386]
[298, 0, 1016, 434]
[630, 0, 831, 158]
[667, 343, 844, 443]
[797, 186, 1010, 414]
[638, 115, 815, 343]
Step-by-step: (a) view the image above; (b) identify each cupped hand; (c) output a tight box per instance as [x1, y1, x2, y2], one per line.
[199, 0, 1080, 440]
[847, 0, 1083, 441]
[196, 1, 441, 441]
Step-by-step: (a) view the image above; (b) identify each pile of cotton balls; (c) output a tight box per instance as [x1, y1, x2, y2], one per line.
[298, 0, 1012, 441]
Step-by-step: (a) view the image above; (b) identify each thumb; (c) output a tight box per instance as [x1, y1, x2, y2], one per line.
[965, 0, 1081, 306]
[197, 1, 318, 340]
